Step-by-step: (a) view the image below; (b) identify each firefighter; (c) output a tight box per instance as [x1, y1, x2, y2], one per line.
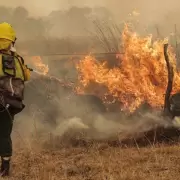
[0, 22, 31, 177]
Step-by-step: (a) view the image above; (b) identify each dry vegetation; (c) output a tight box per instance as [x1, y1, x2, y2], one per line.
[5, 136, 180, 180]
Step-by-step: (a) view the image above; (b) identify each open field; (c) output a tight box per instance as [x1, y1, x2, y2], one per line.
[1, 3, 180, 180]
[6, 137, 180, 180]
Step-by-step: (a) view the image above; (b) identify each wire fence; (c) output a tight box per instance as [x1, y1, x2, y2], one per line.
[22, 52, 124, 57]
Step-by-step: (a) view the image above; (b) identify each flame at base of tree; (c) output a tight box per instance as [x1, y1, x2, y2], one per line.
[76, 25, 180, 112]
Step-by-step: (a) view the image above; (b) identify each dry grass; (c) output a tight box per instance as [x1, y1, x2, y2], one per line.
[3, 136, 180, 180]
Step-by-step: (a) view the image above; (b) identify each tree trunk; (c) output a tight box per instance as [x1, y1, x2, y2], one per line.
[163, 43, 174, 116]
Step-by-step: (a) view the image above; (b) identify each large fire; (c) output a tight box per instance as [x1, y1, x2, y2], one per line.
[26, 25, 180, 112]
[76, 25, 180, 112]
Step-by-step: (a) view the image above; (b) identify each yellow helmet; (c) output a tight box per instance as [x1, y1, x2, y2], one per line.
[0, 22, 16, 42]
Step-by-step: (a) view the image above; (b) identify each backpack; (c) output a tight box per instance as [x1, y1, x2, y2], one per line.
[0, 52, 29, 115]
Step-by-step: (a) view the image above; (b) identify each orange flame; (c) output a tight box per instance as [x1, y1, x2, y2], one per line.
[30, 56, 49, 75]
[76, 25, 180, 112]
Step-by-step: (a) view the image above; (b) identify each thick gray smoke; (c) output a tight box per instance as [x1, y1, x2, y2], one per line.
[13, 109, 174, 145]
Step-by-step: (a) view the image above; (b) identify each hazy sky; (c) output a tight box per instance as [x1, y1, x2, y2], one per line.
[0, 0, 107, 16]
[1, 0, 179, 21]
[1, 0, 180, 36]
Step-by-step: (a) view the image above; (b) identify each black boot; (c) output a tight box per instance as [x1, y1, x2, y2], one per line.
[1, 157, 10, 177]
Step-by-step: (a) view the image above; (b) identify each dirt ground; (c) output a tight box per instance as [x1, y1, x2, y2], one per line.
[3, 137, 180, 180]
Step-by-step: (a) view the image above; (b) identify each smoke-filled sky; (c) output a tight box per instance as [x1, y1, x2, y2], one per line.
[0, 0, 106, 16]
[1, 0, 180, 37]
[1, 0, 180, 18]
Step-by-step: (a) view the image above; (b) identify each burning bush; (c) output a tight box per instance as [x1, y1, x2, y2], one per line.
[76, 25, 180, 112]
